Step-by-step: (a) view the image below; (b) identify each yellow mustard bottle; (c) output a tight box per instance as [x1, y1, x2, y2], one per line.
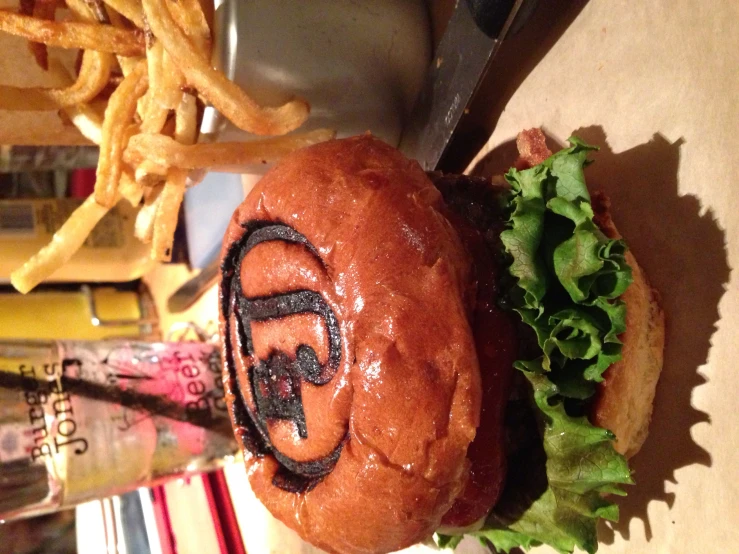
[0, 198, 155, 284]
[0, 286, 158, 341]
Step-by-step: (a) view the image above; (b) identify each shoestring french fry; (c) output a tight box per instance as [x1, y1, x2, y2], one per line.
[119, 168, 145, 207]
[0, 9, 145, 55]
[152, 168, 188, 261]
[134, 183, 164, 244]
[124, 129, 336, 171]
[0, 49, 113, 110]
[140, 40, 168, 134]
[141, 0, 309, 136]
[10, 195, 116, 294]
[94, 60, 149, 207]
[174, 92, 198, 145]
[65, 0, 141, 85]
[135, 160, 169, 182]
[159, 50, 185, 110]
[168, 0, 211, 57]
[27, 0, 59, 70]
[63, 102, 105, 144]
[102, 0, 145, 28]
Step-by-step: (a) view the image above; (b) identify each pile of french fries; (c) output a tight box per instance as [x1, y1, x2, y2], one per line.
[0, 0, 333, 293]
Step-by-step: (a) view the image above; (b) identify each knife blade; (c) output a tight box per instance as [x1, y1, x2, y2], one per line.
[166, 260, 220, 314]
[398, 0, 534, 170]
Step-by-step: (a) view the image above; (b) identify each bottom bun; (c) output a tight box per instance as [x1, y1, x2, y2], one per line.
[591, 192, 666, 458]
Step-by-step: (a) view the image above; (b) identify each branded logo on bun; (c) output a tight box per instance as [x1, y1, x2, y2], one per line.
[219, 131, 665, 554]
[221, 222, 346, 493]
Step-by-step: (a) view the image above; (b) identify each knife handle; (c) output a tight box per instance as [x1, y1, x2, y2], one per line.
[465, 0, 538, 38]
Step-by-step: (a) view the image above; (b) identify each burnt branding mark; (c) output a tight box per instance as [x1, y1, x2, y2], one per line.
[221, 222, 346, 493]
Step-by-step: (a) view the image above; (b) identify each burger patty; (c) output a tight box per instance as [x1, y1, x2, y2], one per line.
[430, 173, 519, 528]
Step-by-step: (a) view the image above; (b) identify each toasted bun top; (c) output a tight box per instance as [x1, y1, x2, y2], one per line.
[219, 135, 482, 554]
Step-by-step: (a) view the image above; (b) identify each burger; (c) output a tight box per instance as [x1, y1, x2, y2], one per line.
[218, 130, 664, 554]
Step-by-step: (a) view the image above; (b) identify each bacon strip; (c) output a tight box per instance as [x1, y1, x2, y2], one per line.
[515, 127, 552, 169]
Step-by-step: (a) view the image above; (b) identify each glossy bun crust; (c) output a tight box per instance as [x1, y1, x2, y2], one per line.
[219, 136, 483, 554]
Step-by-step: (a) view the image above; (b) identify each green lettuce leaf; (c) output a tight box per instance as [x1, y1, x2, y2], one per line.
[433, 534, 463, 550]
[499, 165, 549, 311]
[437, 137, 634, 554]
[547, 197, 631, 303]
[470, 374, 632, 554]
[499, 137, 631, 392]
